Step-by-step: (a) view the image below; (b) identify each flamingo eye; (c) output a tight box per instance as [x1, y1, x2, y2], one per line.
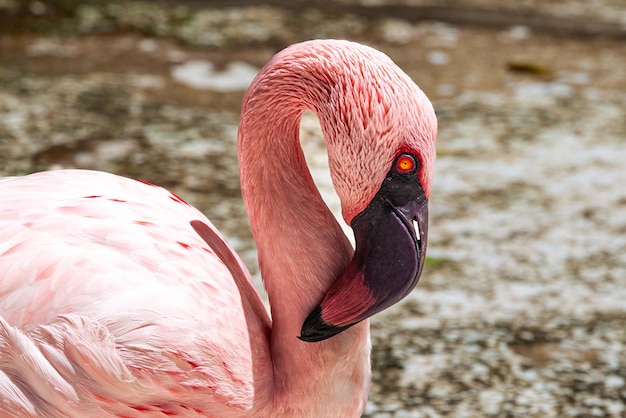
[395, 154, 418, 174]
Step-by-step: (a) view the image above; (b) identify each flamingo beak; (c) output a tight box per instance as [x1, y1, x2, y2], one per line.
[299, 187, 428, 342]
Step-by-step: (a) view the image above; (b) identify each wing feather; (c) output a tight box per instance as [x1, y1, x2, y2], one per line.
[0, 170, 272, 415]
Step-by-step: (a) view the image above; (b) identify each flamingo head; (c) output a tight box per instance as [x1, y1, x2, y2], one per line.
[298, 40, 437, 342]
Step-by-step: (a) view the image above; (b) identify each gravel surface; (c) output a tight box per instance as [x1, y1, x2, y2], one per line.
[1, 1, 625, 417]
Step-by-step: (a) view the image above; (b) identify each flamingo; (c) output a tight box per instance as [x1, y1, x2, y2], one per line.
[0, 39, 437, 417]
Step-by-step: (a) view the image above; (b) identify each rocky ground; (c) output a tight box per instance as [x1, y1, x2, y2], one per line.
[1, 1, 625, 417]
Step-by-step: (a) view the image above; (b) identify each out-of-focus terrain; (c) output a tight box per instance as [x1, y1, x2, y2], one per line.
[1, 1, 625, 416]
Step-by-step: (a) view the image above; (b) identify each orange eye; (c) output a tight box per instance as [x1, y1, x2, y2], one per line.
[396, 154, 417, 174]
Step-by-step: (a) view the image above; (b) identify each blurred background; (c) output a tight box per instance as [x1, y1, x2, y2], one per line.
[1, 1, 625, 416]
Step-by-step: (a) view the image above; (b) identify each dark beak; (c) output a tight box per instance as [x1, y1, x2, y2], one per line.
[300, 178, 428, 342]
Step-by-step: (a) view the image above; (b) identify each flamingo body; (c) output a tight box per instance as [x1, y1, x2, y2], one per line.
[0, 40, 437, 417]
[0, 170, 271, 416]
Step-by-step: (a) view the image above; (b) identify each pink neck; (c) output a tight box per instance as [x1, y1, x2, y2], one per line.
[238, 69, 370, 415]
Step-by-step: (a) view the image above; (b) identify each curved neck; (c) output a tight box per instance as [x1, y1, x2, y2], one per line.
[238, 59, 370, 416]
[241, 111, 350, 324]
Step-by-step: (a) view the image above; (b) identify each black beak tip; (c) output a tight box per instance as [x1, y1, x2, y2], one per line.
[299, 306, 352, 343]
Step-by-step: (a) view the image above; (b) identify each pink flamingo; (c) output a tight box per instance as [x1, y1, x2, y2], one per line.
[0, 40, 436, 417]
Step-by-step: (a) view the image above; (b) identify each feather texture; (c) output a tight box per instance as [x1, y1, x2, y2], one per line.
[0, 170, 271, 416]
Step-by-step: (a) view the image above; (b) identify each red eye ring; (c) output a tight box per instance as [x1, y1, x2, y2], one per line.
[395, 154, 417, 174]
